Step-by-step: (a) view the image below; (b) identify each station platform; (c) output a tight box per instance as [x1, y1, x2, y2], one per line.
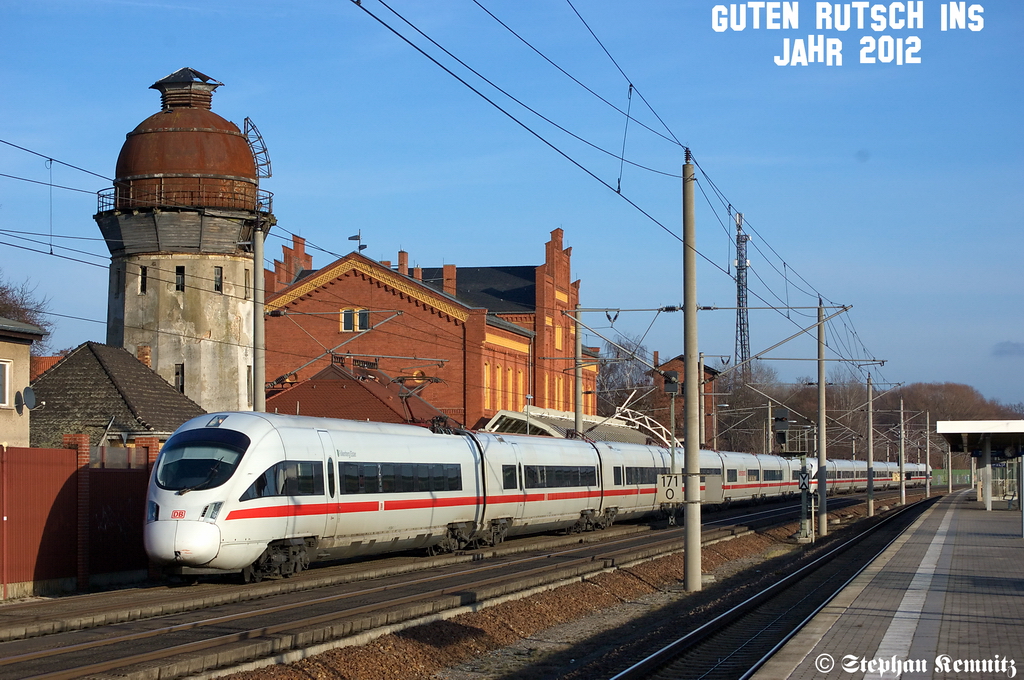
[754, 490, 1024, 679]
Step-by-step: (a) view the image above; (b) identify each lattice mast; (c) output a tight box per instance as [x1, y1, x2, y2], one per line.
[734, 212, 751, 382]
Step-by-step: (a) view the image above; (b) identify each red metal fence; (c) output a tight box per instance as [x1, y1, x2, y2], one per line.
[0, 447, 77, 596]
[0, 437, 160, 599]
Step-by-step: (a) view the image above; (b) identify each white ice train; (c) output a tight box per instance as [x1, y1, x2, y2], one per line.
[144, 412, 927, 581]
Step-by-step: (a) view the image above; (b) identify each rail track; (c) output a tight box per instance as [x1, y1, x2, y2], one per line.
[0, 488, 917, 679]
[0, 523, 757, 679]
[596, 494, 939, 680]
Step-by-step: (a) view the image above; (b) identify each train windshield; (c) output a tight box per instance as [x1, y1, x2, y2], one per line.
[156, 428, 251, 493]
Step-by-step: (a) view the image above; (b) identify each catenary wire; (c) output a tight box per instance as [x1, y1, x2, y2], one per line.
[469, 0, 680, 146]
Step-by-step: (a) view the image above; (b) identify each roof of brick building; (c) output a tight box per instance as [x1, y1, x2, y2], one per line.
[266, 363, 448, 426]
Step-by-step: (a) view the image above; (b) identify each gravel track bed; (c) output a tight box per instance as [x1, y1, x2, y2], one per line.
[219, 492, 931, 680]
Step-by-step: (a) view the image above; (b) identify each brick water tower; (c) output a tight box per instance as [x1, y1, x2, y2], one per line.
[95, 68, 275, 412]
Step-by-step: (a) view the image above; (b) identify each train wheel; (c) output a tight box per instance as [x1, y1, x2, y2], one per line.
[241, 564, 262, 584]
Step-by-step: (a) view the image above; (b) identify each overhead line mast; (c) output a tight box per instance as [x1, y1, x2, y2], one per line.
[734, 212, 751, 382]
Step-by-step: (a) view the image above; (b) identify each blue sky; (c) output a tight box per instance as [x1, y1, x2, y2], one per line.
[1, 1, 1021, 405]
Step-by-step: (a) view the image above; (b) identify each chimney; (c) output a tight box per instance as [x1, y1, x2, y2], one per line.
[443, 264, 457, 296]
[398, 250, 409, 276]
[382, 260, 391, 269]
[412, 266, 422, 281]
[137, 345, 152, 368]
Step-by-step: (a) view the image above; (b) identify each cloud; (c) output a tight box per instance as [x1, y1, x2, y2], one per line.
[992, 342, 1024, 358]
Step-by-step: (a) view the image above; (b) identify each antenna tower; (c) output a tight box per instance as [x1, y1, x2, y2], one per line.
[734, 212, 751, 381]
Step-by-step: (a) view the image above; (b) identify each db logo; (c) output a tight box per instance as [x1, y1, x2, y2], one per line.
[170, 510, 186, 519]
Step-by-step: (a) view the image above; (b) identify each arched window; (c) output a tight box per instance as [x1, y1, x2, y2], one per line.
[495, 365, 503, 412]
[484, 363, 491, 411]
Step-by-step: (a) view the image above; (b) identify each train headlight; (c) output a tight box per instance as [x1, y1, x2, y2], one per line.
[147, 501, 160, 523]
[202, 502, 223, 523]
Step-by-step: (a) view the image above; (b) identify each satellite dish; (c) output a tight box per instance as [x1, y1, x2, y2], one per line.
[23, 386, 37, 410]
[14, 391, 24, 416]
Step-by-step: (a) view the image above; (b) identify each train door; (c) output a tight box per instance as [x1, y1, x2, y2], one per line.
[700, 451, 725, 504]
[507, 442, 526, 520]
[318, 430, 339, 541]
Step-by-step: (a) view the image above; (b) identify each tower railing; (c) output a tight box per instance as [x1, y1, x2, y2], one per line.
[97, 185, 273, 214]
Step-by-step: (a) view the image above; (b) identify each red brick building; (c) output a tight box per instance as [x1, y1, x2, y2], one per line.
[264, 229, 597, 428]
[650, 353, 720, 447]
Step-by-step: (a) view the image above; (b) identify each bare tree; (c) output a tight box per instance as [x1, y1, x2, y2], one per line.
[0, 269, 54, 354]
[713, 360, 782, 454]
[595, 334, 655, 417]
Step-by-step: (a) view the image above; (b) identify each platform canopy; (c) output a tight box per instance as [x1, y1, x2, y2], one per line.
[482, 408, 651, 445]
[937, 420, 1024, 455]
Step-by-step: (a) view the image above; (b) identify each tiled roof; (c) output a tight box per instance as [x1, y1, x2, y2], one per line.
[30, 342, 205, 447]
[267, 363, 447, 425]
[30, 356, 61, 381]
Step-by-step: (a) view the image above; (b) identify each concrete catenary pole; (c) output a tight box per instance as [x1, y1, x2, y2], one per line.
[899, 397, 906, 505]
[698, 353, 706, 446]
[683, 152, 702, 592]
[817, 301, 827, 537]
[926, 411, 931, 498]
[253, 221, 266, 413]
[574, 305, 583, 435]
[867, 373, 875, 517]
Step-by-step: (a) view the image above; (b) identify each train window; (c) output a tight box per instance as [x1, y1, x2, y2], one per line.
[337, 462, 462, 494]
[727, 469, 738, 483]
[380, 464, 396, 494]
[524, 465, 596, 488]
[239, 467, 276, 501]
[341, 462, 359, 494]
[525, 465, 543, 489]
[363, 463, 380, 493]
[415, 464, 431, 492]
[446, 464, 462, 491]
[432, 464, 448, 491]
[156, 428, 250, 492]
[554, 466, 570, 487]
[747, 469, 760, 482]
[614, 466, 622, 486]
[763, 470, 783, 482]
[294, 462, 325, 495]
[401, 464, 415, 492]
[502, 465, 517, 490]
[239, 461, 324, 500]
[625, 467, 668, 485]
[700, 468, 722, 476]
[327, 458, 336, 497]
